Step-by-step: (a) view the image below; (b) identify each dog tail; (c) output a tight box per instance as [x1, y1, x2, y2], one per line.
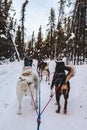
[65, 66, 75, 82]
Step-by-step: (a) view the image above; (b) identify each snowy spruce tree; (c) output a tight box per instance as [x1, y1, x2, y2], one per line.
[0, 0, 15, 60]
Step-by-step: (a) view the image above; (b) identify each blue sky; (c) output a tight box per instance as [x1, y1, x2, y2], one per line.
[12, 0, 58, 40]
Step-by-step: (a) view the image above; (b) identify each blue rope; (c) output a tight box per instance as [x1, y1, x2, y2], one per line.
[37, 70, 41, 130]
[32, 64, 41, 130]
[33, 64, 63, 130]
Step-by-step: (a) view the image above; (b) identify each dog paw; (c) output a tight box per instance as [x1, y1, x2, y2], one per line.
[35, 105, 38, 109]
[63, 110, 67, 114]
[55, 102, 58, 105]
[55, 109, 60, 113]
[48, 83, 50, 85]
[17, 110, 22, 115]
[50, 94, 53, 97]
[50, 91, 53, 97]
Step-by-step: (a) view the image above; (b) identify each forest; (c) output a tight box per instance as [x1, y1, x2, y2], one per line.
[0, 0, 87, 65]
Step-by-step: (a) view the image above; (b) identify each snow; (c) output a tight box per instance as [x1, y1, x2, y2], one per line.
[69, 32, 75, 40]
[0, 34, 7, 39]
[0, 60, 87, 130]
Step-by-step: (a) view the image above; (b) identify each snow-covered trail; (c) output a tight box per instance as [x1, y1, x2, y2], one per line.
[0, 61, 38, 130]
[0, 61, 87, 130]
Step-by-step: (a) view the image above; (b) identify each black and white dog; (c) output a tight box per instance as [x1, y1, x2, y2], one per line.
[16, 66, 38, 115]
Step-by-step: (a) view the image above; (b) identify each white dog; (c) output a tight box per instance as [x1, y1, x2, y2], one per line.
[16, 66, 38, 115]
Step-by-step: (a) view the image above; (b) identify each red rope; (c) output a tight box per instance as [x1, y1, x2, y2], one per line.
[40, 85, 60, 115]
[29, 86, 38, 116]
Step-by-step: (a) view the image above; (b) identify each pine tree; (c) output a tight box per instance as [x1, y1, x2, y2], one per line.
[0, 0, 14, 59]
[21, 0, 28, 59]
[31, 31, 35, 57]
[44, 31, 51, 58]
[35, 25, 43, 60]
[58, 0, 66, 24]
[56, 21, 65, 60]
[47, 7, 56, 59]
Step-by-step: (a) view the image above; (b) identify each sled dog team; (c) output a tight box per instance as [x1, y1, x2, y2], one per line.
[16, 60, 75, 115]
